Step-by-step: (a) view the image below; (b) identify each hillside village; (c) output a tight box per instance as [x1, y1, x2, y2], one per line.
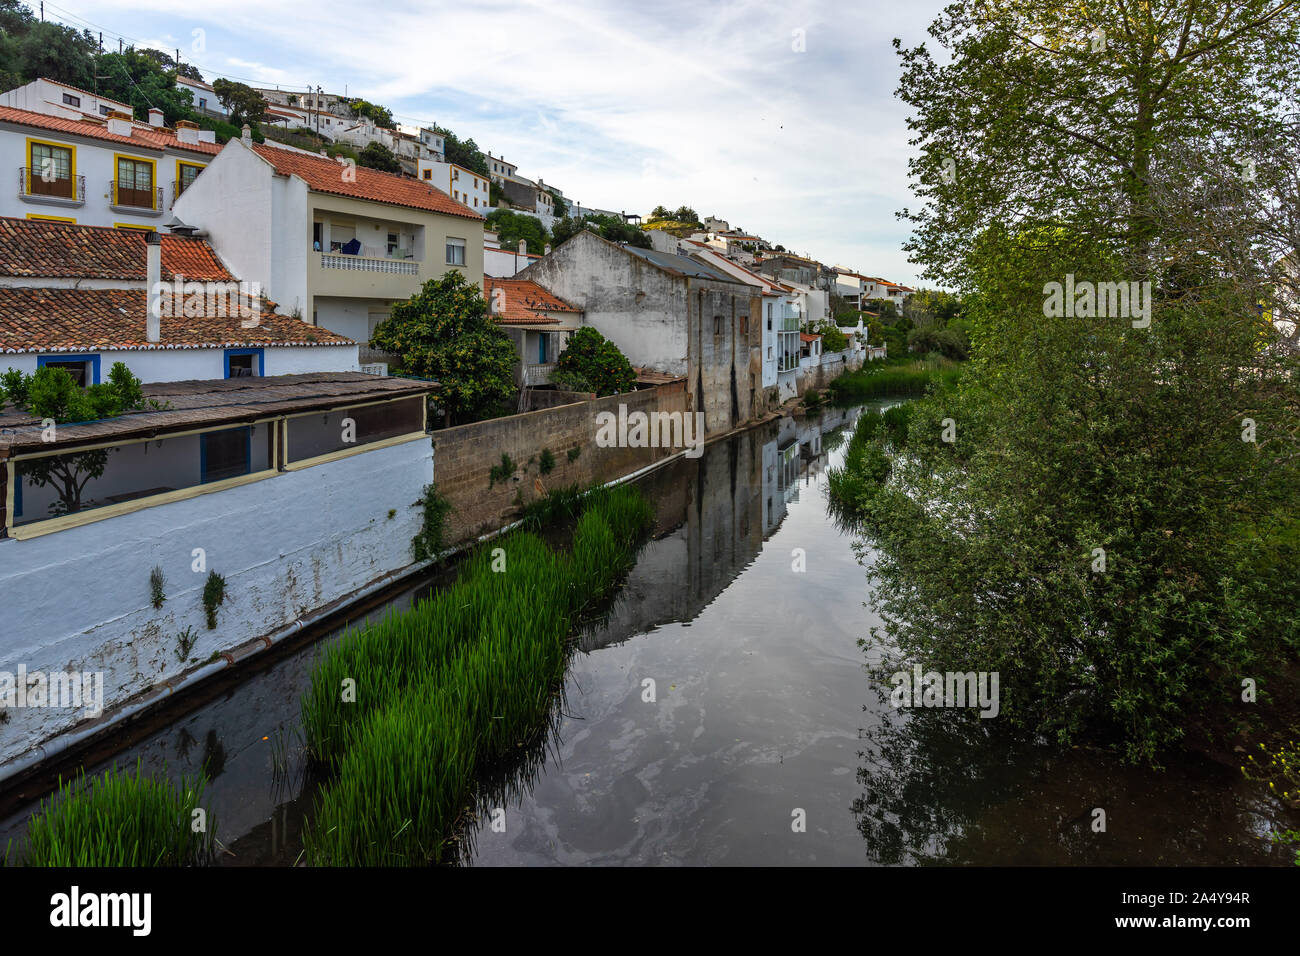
[0, 48, 920, 776]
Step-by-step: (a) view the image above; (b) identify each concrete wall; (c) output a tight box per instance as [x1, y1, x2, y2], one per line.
[433, 382, 687, 545]
[0, 436, 433, 765]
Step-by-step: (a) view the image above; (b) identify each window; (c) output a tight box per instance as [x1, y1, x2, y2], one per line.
[114, 156, 156, 209]
[37, 354, 99, 386]
[313, 221, 323, 251]
[386, 233, 399, 256]
[99, 104, 112, 116]
[445, 237, 466, 266]
[28, 141, 74, 198]
[452, 169, 459, 181]
[713, 315, 723, 336]
[176, 161, 203, 196]
[224, 349, 263, 378]
[62, 93, 81, 107]
[740, 316, 748, 336]
[422, 169, 432, 180]
[198, 97, 207, 110]
[285, 397, 425, 466]
[201, 427, 252, 483]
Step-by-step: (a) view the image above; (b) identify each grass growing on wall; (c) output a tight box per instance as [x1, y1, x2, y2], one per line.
[13, 762, 213, 867]
[300, 484, 654, 865]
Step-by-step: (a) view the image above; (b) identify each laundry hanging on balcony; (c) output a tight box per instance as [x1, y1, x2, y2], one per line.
[339, 238, 362, 255]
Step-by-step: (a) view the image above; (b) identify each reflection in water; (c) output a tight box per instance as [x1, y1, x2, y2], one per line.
[1, 402, 1293, 866]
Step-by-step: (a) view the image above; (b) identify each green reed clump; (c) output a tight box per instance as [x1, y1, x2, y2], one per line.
[828, 359, 960, 402]
[15, 761, 212, 867]
[301, 484, 654, 865]
[826, 404, 914, 525]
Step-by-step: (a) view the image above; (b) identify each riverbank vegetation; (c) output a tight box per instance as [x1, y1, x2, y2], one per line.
[835, 1, 1300, 766]
[10, 763, 212, 866]
[300, 484, 654, 865]
[828, 356, 961, 402]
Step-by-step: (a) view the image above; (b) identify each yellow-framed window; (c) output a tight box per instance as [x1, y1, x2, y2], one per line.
[112, 154, 157, 209]
[175, 160, 205, 197]
[26, 138, 76, 197]
[25, 213, 76, 223]
[113, 222, 153, 231]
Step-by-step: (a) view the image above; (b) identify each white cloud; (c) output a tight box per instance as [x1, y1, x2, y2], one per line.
[60, 0, 946, 284]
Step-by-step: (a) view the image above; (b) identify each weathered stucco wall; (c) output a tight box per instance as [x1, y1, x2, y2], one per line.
[433, 382, 687, 545]
[0, 436, 432, 765]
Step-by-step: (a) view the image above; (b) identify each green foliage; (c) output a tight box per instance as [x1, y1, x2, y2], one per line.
[433, 125, 489, 177]
[485, 208, 549, 254]
[549, 191, 569, 218]
[539, 447, 556, 475]
[16, 762, 213, 866]
[348, 98, 393, 128]
[828, 358, 960, 403]
[211, 78, 267, 126]
[411, 483, 452, 562]
[866, 319, 885, 347]
[324, 141, 357, 161]
[551, 214, 650, 249]
[552, 326, 636, 397]
[370, 272, 518, 425]
[202, 572, 226, 630]
[827, 403, 915, 525]
[2, 361, 149, 424]
[812, 318, 849, 353]
[300, 486, 654, 865]
[356, 141, 401, 173]
[195, 114, 264, 144]
[1241, 739, 1300, 864]
[864, 298, 899, 320]
[149, 565, 166, 610]
[175, 626, 197, 661]
[907, 324, 969, 360]
[0, 8, 97, 91]
[488, 453, 516, 488]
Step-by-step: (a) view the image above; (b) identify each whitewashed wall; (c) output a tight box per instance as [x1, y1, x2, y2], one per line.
[0, 436, 433, 765]
[0, 345, 358, 384]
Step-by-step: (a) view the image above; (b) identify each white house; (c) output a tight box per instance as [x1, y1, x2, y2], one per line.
[417, 158, 490, 213]
[0, 217, 358, 384]
[0, 78, 132, 123]
[175, 76, 226, 119]
[484, 276, 583, 387]
[0, 100, 220, 229]
[172, 136, 485, 349]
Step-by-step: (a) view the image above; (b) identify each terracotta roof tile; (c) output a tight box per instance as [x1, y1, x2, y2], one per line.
[0, 217, 232, 281]
[485, 277, 581, 325]
[0, 105, 221, 156]
[251, 143, 483, 220]
[0, 288, 353, 352]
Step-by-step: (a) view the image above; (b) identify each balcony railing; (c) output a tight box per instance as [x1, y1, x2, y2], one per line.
[172, 179, 197, 204]
[320, 253, 419, 275]
[19, 167, 85, 204]
[523, 362, 556, 386]
[111, 180, 164, 211]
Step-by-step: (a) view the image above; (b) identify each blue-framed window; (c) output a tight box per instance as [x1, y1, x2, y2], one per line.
[538, 334, 548, 364]
[37, 353, 101, 387]
[224, 348, 264, 379]
[200, 426, 252, 483]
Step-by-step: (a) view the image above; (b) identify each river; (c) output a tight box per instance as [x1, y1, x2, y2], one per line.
[1, 402, 1293, 865]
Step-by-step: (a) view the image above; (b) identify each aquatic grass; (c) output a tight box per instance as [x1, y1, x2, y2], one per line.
[826, 404, 915, 526]
[301, 485, 654, 865]
[828, 358, 960, 403]
[13, 761, 213, 867]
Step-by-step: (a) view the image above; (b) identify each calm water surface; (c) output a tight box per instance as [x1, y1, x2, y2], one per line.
[2, 403, 1293, 865]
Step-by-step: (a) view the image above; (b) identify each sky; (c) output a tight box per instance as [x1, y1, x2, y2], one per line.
[29, 0, 950, 286]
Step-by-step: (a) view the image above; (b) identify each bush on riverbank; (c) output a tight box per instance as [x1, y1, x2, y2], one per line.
[827, 404, 913, 526]
[301, 484, 654, 865]
[14, 762, 212, 866]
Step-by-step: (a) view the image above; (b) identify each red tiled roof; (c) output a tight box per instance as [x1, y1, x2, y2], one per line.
[0, 217, 232, 281]
[800, 333, 822, 342]
[0, 288, 354, 352]
[251, 144, 483, 220]
[0, 105, 221, 156]
[485, 277, 581, 325]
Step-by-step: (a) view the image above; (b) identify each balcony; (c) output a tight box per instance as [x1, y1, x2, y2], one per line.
[110, 180, 164, 215]
[522, 362, 556, 387]
[172, 179, 197, 205]
[320, 253, 419, 275]
[19, 167, 85, 207]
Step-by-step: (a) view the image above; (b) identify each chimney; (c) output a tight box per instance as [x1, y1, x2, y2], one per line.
[517, 239, 526, 255]
[175, 119, 200, 145]
[544, 244, 551, 255]
[241, 124, 252, 147]
[145, 231, 162, 343]
[147, 108, 165, 127]
[106, 110, 133, 137]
